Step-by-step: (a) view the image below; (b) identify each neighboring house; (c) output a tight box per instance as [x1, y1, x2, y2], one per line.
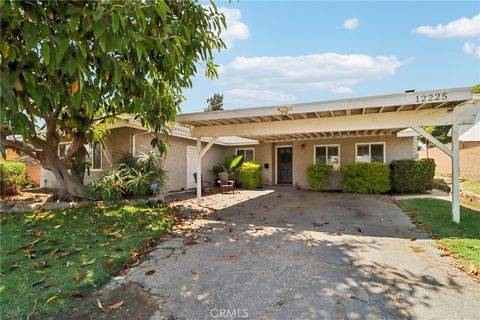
[419, 122, 480, 178]
[1, 148, 41, 186]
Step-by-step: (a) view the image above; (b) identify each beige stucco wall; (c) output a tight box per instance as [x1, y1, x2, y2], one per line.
[230, 135, 416, 190]
[41, 127, 143, 188]
[134, 133, 227, 192]
[419, 141, 480, 178]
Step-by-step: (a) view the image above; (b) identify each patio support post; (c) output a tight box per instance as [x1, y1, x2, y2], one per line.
[451, 124, 460, 224]
[196, 138, 202, 206]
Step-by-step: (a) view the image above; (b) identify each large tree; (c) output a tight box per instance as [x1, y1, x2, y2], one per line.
[204, 92, 223, 112]
[0, 1, 226, 198]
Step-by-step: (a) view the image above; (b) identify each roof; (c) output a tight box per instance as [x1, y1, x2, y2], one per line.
[176, 87, 479, 142]
[449, 122, 480, 141]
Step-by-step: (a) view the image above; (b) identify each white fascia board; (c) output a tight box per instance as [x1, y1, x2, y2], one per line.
[191, 102, 480, 138]
[177, 87, 474, 123]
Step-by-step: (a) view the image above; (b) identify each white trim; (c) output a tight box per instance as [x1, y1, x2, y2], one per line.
[187, 145, 197, 190]
[313, 144, 341, 169]
[275, 145, 294, 185]
[355, 142, 386, 164]
[189, 102, 479, 138]
[235, 147, 255, 161]
[177, 87, 474, 123]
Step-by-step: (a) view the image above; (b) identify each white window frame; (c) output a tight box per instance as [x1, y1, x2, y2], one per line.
[90, 142, 103, 171]
[313, 144, 341, 169]
[57, 142, 103, 171]
[235, 147, 255, 162]
[355, 142, 386, 163]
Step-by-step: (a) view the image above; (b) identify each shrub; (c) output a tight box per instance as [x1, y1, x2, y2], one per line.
[86, 152, 166, 202]
[341, 162, 391, 194]
[390, 159, 435, 193]
[0, 161, 27, 196]
[306, 164, 333, 191]
[238, 161, 262, 189]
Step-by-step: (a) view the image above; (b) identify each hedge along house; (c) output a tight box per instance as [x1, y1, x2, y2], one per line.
[177, 87, 480, 224]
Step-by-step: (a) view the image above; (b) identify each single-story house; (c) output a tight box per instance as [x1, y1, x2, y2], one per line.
[41, 87, 479, 223]
[419, 122, 480, 178]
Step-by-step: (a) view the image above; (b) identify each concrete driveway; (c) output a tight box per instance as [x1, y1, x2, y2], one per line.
[114, 188, 480, 320]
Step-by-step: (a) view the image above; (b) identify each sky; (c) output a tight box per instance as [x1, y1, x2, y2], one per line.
[181, 1, 480, 113]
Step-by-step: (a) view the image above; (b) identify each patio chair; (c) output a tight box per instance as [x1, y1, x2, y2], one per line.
[193, 172, 214, 195]
[218, 172, 235, 194]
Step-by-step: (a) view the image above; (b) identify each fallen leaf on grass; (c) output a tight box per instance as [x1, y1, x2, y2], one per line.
[96, 299, 104, 310]
[249, 249, 258, 255]
[101, 262, 113, 268]
[108, 301, 125, 310]
[32, 278, 46, 287]
[74, 271, 85, 283]
[183, 238, 198, 245]
[145, 270, 156, 276]
[81, 258, 96, 266]
[45, 295, 58, 304]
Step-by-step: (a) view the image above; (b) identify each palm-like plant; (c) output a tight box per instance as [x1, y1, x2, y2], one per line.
[213, 155, 243, 176]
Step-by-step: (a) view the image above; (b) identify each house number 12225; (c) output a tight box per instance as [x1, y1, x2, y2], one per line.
[416, 92, 448, 103]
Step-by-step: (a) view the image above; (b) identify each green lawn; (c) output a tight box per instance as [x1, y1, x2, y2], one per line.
[0, 204, 175, 319]
[461, 179, 480, 195]
[398, 198, 480, 269]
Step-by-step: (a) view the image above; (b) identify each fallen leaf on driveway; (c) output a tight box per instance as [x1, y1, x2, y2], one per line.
[468, 264, 478, 275]
[183, 238, 198, 245]
[108, 301, 125, 310]
[96, 299, 105, 310]
[306, 240, 313, 247]
[204, 236, 213, 242]
[333, 232, 343, 236]
[440, 251, 451, 257]
[145, 270, 156, 276]
[232, 235, 240, 240]
[223, 254, 237, 263]
[249, 249, 258, 255]
[410, 237, 416, 241]
[192, 274, 200, 281]
[313, 222, 329, 227]
[380, 218, 384, 223]
[286, 223, 295, 227]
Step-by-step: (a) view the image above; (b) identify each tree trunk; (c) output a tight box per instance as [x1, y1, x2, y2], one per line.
[44, 157, 86, 200]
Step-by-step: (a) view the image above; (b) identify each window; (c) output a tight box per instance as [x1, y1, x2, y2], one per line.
[314, 145, 340, 169]
[235, 148, 254, 162]
[58, 142, 102, 170]
[356, 143, 385, 163]
[58, 143, 70, 157]
[91, 143, 102, 170]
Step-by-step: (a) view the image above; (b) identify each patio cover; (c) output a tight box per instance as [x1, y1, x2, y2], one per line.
[176, 87, 480, 223]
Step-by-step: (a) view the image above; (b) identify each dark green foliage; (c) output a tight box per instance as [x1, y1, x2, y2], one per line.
[204, 93, 224, 112]
[341, 162, 391, 194]
[1, 1, 225, 196]
[390, 159, 436, 193]
[0, 160, 27, 195]
[238, 161, 262, 189]
[306, 164, 332, 191]
[86, 152, 166, 202]
[212, 155, 243, 177]
[420, 126, 451, 145]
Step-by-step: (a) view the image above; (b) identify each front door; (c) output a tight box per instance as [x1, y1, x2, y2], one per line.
[186, 146, 198, 189]
[277, 147, 293, 184]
